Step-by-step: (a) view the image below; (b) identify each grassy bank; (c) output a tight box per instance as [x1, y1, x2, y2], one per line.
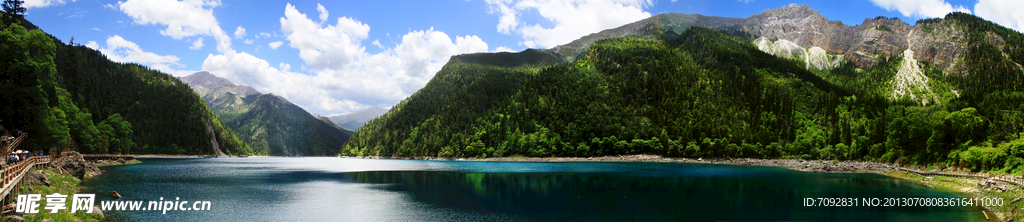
[10, 167, 105, 222]
[93, 159, 142, 167]
[3, 158, 141, 221]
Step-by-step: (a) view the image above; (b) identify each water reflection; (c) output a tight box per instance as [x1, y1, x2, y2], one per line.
[82, 158, 985, 221]
[336, 171, 814, 221]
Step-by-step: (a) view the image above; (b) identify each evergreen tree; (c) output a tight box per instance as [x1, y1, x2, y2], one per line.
[2, 0, 26, 17]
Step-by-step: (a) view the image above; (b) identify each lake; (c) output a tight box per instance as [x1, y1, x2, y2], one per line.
[80, 158, 986, 221]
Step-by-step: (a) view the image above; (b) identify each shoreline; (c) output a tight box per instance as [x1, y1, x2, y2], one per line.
[346, 154, 896, 174]
[133, 154, 252, 158]
[132, 154, 283, 158]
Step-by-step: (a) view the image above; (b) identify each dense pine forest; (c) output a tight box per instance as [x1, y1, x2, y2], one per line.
[1, 13, 251, 155]
[345, 13, 1024, 173]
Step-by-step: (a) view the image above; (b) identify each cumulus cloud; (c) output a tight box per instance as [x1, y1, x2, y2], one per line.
[202, 50, 402, 115]
[495, 46, 516, 52]
[390, 28, 489, 90]
[23, 0, 68, 8]
[280, 3, 370, 71]
[234, 26, 246, 39]
[201, 4, 491, 115]
[869, 0, 971, 19]
[190, 37, 204, 50]
[86, 35, 194, 76]
[268, 41, 284, 49]
[118, 0, 233, 53]
[484, 0, 652, 48]
[975, 0, 1024, 33]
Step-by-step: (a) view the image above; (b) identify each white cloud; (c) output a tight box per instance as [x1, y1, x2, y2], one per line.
[244, 39, 253, 44]
[268, 41, 284, 49]
[371, 39, 384, 49]
[200, 4, 491, 115]
[489, 0, 518, 34]
[118, 0, 233, 53]
[234, 26, 246, 39]
[258, 32, 272, 38]
[280, 3, 370, 71]
[495, 46, 516, 52]
[975, 0, 1024, 33]
[86, 35, 194, 76]
[59, 8, 86, 18]
[485, 0, 652, 48]
[190, 37, 204, 50]
[279, 63, 291, 72]
[202, 50, 402, 115]
[24, 0, 68, 8]
[391, 28, 489, 90]
[317, 3, 329, 23]
[869, 0, 971, 19]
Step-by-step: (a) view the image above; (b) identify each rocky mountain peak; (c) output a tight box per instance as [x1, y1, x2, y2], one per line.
[752, 3, 821, 20]
[740, 4, 968, 75]
[181, 71, 235, 94]
[327, 106, 390, 131]
[179, 71, 264, 108]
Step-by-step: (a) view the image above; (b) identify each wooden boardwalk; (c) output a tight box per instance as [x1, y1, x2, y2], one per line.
[0, 133, 136, 206]
[896, 167, 1024, 188]
[1, 133, 28, 157]
[0, 155, 52, 201]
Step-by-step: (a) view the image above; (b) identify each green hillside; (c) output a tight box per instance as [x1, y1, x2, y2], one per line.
[344, 13, 1024, 172]
[208, 93, 352, 156]
[1, 13, 250, 155]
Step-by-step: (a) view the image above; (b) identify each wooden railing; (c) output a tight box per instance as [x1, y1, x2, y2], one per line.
[0, 133, 28, 157]
[0, 155, 53, 199]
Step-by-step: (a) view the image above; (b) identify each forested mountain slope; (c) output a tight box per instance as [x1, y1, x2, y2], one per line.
[1, 13, 250, 155]
[344, 7, 1024, 172]
[181, 72, 353, 156]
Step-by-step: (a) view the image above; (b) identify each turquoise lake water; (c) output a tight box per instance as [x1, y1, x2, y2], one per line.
[80, 158, 987, 221]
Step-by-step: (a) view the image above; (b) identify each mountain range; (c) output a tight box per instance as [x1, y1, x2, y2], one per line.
[324, 106, 389, 131]
[180, 71, 353, 156]
[542, 3, 1020, 105]
[343, 3, 1024, 171]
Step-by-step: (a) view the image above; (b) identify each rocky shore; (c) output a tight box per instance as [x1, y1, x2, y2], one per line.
[349, 154, 898, 174]
[52, 152, 103, 179]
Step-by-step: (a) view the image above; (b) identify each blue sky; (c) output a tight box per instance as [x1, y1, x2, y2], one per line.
[18, 0, 1023, 116]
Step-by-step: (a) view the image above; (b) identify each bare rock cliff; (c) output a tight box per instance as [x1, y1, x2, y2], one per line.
[739, 4, 966, 74]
